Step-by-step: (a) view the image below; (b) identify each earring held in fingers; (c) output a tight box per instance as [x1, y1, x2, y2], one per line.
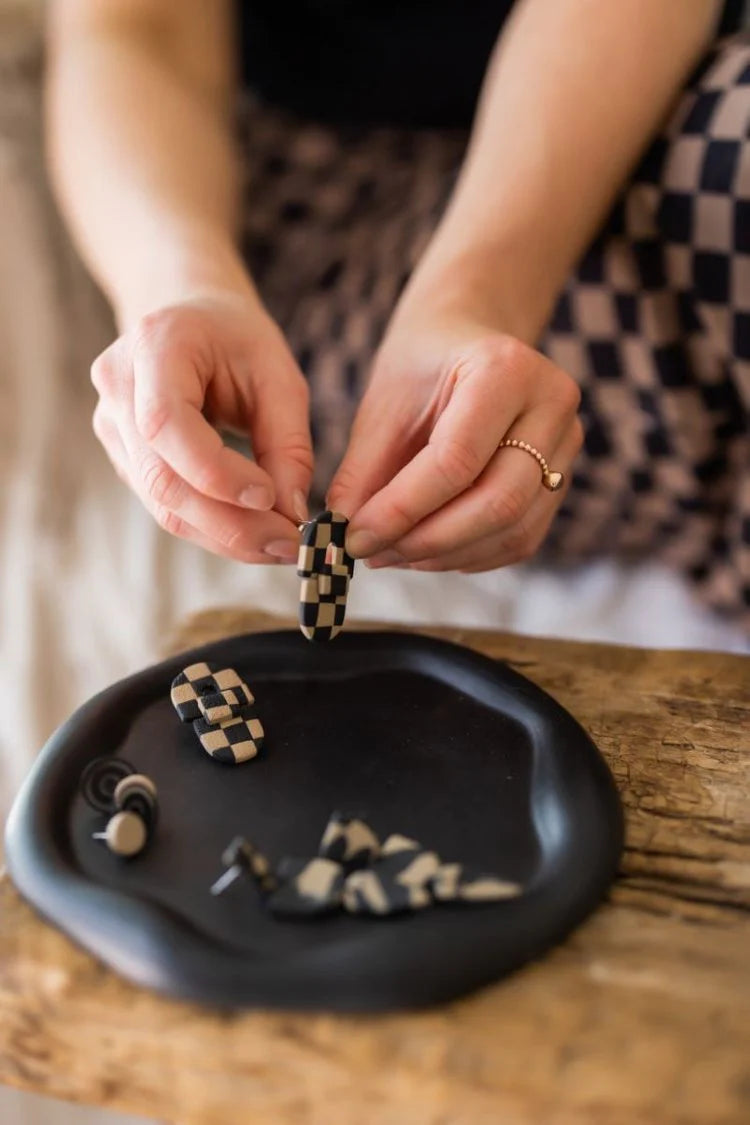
[498, 438, 564, 493]
[297, 510, 355, 642]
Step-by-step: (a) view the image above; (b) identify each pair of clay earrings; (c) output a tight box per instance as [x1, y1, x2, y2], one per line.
[170, 663, 264, 764]
[81, 758, 158, 857]
[210, 812, 521, 919]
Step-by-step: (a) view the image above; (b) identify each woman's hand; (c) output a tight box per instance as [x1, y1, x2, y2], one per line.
[327, 314, 582, 573]
[323, 0, 718, 575]
[91, 292, 313, 563]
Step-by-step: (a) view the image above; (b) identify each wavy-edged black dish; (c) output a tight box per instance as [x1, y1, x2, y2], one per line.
[5, 630, 623, 1012]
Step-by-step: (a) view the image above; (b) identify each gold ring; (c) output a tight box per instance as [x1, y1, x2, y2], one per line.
[498, 439, 564, 492]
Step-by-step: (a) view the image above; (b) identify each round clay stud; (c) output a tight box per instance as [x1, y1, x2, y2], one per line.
[114, 773, 157, 805]
[114, 774, 158, 827]
[103, 811, 147, 858]
[80, 757, 136, 813]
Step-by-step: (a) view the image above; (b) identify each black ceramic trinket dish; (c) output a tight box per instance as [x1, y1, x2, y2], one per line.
[5, 630, 623, 1012]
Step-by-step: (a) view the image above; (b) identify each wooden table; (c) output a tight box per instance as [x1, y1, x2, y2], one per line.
[0, 610, 748, 1125]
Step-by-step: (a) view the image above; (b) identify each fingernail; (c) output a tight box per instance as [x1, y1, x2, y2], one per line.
[239, 484, 274, 511]
[346, 529, 383, 558]
[292, 488, 309, 523]
[264, 539, 299, 561]
[366, 550, 406, 569]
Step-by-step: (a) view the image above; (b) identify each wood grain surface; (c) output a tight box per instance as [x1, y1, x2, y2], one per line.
[0, 609, 748, 1125]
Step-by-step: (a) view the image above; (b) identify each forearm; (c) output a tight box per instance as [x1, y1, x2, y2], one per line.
[46, 4, 253, 328]
[402, 0, 722, 342]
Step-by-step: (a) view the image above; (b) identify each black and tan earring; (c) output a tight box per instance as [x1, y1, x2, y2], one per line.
[89, 770, 158, 859]
[266, 812, 379, 918]
[170, 663, 264, 764]
[210, 835, 276, 896]
[297, 511, 355, 642]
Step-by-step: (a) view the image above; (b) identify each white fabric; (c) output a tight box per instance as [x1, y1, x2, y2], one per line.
[0, 5, 746, 1124]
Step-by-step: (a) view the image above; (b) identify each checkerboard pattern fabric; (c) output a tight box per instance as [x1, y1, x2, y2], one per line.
[238, 32, 750, 629]
[297, 510, 355, 641]
[171, 663, 263, 764]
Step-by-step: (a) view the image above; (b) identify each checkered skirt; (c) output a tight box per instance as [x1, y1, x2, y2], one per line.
[237, 34, 750, 627]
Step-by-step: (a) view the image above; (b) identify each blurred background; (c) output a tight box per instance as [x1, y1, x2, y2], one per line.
[0, 0, 747, 1121]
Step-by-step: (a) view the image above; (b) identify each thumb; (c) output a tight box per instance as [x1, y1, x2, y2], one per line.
[326, 383, 419, 519]
[250, 370, 314, 524]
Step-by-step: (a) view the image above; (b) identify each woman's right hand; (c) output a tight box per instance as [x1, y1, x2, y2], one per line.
[91, 292, 313, 564]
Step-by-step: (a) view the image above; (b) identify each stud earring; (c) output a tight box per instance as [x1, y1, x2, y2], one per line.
[92, 810, 149, 858]
[91, 771, 158, 859]
[113, 773, 158, 829]
[210, 835, 276, 896]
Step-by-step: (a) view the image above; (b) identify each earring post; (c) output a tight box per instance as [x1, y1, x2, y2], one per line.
[210, 865, 242, 896]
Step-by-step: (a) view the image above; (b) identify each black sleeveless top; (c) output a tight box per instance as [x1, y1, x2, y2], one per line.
[237, 0, 746, 129]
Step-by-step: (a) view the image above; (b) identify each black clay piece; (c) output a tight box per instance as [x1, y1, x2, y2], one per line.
[268, 856, 345, 917]
[79, 756, 136, 813]
[5, 630, 623, 1012]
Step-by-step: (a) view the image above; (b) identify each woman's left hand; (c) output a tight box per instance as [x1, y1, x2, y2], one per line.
[327, 314, 583, 573]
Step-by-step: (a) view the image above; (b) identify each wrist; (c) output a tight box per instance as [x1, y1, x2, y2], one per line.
[395, 220, 562, 346]
[112, 225, 261, 330]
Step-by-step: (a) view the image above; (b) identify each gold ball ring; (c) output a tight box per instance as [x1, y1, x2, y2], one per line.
[498, 439, 565, 492]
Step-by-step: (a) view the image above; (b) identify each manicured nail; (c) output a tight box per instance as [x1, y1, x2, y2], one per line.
[292, 488, 309, 523]
[239, 484, 274, 511]
[264, 539, 299, 561]
[365, 550, 406, 569]
[346, 529, 383, 558]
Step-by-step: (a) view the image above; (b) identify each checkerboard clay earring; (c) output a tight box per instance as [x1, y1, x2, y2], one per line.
[297, 511, 355, 641]
[341, 834, 522, 915]
[207, 810, 525, 922]
[267, 856, 346, 917]
[342, 834, 441, 915]
[259, 812, 378, 918]
[430, 862, 521, 903]
[317, 811, 380, 870]
[170, 663, 264, 764]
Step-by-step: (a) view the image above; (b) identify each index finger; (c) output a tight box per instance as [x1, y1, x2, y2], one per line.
[345, 345, 527, 558]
